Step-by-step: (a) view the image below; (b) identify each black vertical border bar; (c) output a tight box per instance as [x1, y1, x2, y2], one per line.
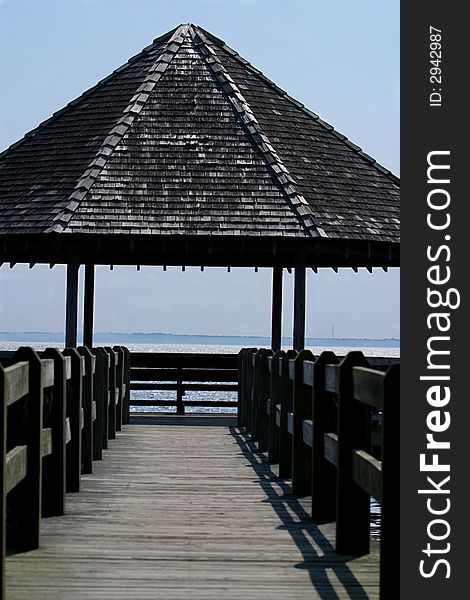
[401, 3, 467, 598]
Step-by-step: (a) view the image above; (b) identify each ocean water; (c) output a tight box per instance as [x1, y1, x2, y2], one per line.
[0, 338, 399, 415]
[0, 341, 399, 416]
[128, 343, 399, 415]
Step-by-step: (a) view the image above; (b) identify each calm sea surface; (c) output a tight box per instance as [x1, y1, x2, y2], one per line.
[0, 341, 399, 415]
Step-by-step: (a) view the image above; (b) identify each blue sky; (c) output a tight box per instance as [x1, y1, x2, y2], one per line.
[0, 0, 399, 339]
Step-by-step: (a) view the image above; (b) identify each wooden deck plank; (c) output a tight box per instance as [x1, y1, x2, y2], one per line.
[6, 415, 379, 599]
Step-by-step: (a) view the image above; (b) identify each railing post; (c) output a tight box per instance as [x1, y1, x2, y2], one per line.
[291, 349, 315, 496]
[237, 349, 247, 428]
[62, 348, 83, 493]
[100, 348, 110, 448]
[244, 349, 257, 434]
[311, 351, 339, 521]
[1, 363, 6, 599]
[335, 351, 370, 555]
[41, 348, 67, 517]
[256, 349, 273, 452]
[268, 350, 284, 464]
[380, 364, 399, 597]
[250, 351, 261, 442]
[77, 347, 94, 474]
[176, 366, 185, 415]
[113, 346, 125, 430]
[104, 348, 117, 438]
[92, 348, 109, 451]
[8, 347, 43, 550]
[278, 349, 297, 478]
[121, 347, 131, 425]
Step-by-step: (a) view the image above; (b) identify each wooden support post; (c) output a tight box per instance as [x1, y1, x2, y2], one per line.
[250, 351, 261, 442]
[113, 346, 125, 430]
[8, 347, 43, 550]
[243, 349, 257, 433]
[62, 349, 83, 493]
[121, 347, 131, 425]
[83, 264, 95, 349]
[271, 267, 283, 352]
[101, 348, 110, 448]
[311, 351, 339, 521]
[335, 351, 370, 555]
[237, 349, 247, 428]
[255, 349, 273, 452]
[104, 348, 117, 438]
[93, 348, 109, 451]
[41, 348, 67, 517]
[91, 349, 104, 460]
[77, 347, 94, 474]
[291, 349, 315, 496]
[65, 253, 79, 348]
[278, 350, 297, 478]
[1, 366, 6, 599]
[380, 365, 399, 597]
[176, 367, 184, 415]
[293, 259, 306, 351]
[268, 350, 284, 464]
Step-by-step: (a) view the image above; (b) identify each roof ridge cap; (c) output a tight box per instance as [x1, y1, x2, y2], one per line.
[198, 26, 399, 187]
[191, 26, 328, 239]
[47, 24, 190, 233]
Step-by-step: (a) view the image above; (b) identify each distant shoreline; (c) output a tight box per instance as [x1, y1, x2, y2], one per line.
[0, 331, 400, 348]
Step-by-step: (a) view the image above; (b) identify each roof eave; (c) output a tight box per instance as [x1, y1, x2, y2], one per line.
[0, 231, 399, 269]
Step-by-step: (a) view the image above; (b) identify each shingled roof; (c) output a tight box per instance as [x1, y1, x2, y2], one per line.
[0, 24, 399, 267]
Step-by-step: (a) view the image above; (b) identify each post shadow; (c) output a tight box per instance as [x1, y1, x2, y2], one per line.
[228, 425, 374, 599]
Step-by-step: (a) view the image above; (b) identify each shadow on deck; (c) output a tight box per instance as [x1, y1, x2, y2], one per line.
[229, 424, 377, 599]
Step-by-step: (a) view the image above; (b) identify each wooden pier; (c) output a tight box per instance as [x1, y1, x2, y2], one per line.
[1, 347, 397, 599]
[5, 414, 381, 599]
[0, 19, 401, 600]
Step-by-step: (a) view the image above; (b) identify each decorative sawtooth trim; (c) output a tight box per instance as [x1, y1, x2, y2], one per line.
[193, 25, 399, 187]
[46, 24, 190, 233]
[190, 26, 327, 239]
[0, 29, 179, 162]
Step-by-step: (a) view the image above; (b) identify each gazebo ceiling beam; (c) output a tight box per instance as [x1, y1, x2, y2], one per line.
[0, 235, 399, 269]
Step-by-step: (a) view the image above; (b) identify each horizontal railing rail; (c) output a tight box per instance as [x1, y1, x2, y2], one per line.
[130, 352, 239, 414]
[1, 344, 130, 599]
[238, 347, 399, 600]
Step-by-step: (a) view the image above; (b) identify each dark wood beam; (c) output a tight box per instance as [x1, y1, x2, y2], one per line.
[293, 258, 306, 351]
[83, 264, 95, 349]
[271, 267, 283, 352]
[65, 254, 79, 348]
[0, 233, 400, 269]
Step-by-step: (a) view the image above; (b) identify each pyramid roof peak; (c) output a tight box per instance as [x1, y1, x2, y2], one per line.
[0, 24, 399, 250]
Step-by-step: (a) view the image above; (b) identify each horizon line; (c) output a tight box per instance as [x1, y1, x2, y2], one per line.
[0, 330, 400, 341]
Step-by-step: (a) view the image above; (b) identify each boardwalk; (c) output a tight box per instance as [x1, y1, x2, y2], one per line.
[6, 415, 379, 599]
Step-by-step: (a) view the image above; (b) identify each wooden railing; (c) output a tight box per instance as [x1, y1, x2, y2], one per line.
[238, 347, 399, 600]
[0, 345, 130, 598]
[130, 353, 238, 414]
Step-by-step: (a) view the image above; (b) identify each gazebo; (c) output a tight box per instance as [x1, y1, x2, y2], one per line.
[0, 24, 399, 349]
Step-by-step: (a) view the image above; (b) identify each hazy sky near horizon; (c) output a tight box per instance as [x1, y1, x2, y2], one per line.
[0, 0, 399, 339]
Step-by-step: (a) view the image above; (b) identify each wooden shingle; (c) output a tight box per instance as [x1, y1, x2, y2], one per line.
[0, 24, 399, 246]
